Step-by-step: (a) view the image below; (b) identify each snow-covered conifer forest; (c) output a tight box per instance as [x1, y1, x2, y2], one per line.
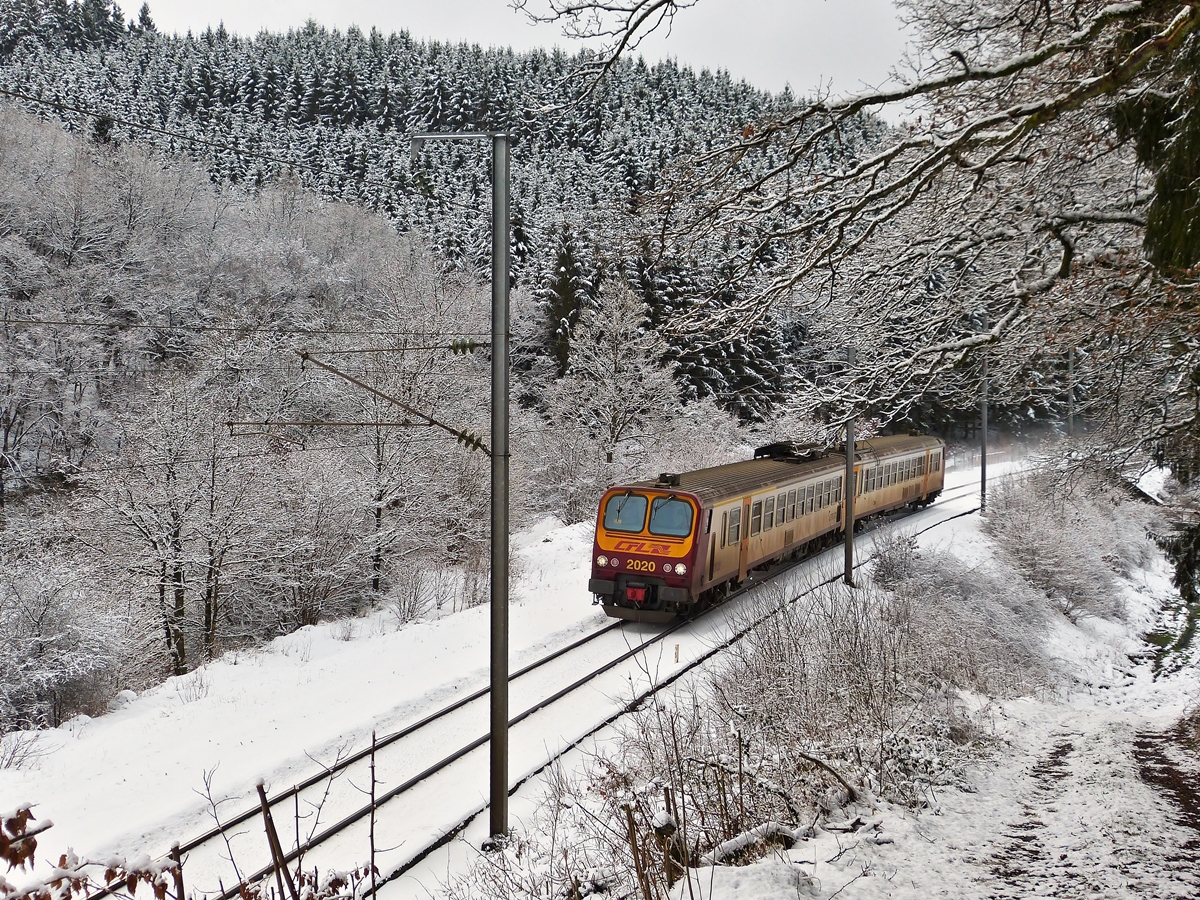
[0, 1, 1198, 899]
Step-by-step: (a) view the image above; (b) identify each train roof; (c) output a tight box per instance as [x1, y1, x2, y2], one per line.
[617, 434, 945, 505]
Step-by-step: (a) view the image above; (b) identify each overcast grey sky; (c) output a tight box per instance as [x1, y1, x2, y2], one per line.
[139, 0, 909, 99]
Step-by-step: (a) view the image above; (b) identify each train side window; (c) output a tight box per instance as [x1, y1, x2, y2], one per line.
[834, 478, 841, 503]
[720, 512, 727, 548]
[787, 489, 797, 520]
[763, 497, 775, 530]
[750, 501, 763, 536]
[727, 508, 741, 544]
[806, 484, 815, 513]
[823, 480, 832, 507]
[776, 492, 786, 522]
[705, 509, 713, 534]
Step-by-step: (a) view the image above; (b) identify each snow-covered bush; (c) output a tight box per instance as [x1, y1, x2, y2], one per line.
[984, 465, 1153, 621]
[875, 539, 1050, 698]
[0, 536, 127, 732]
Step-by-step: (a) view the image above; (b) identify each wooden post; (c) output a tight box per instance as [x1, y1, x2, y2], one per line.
[256, 782, 299, 900]
[624, 805, 653, 900]
[169, 843, 185, 900]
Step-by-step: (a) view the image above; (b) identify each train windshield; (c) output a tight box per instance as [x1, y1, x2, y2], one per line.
[603, 492, 648, 532]
[648, 497, 694, 537]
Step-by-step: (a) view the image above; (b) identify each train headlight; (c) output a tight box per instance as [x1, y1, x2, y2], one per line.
[596, 555, 608, 568]
[663, 563, 674, 574]
[675, 562, 687, 575]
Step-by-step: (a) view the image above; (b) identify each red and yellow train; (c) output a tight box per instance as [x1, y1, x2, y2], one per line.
[588, 435, 946, 622]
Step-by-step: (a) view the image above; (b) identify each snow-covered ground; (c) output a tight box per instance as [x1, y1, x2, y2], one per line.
[655, 492, 1200, 900]
[2, 462, 1197, 900]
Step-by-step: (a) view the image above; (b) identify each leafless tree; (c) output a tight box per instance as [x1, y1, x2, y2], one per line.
[521, 1, 1200, 448]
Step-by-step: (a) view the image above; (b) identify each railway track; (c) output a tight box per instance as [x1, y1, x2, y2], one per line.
[160, 480, 988, 899]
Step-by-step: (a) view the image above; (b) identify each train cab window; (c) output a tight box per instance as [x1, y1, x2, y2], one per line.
[787, 489, 797, 520]
[603, 492, 647, 533]
[763, 497, 775, 530]
[648, 497, 695, 537]
[727, 508, 741, 544]
[932, 452, 941, 472]
[750, 501, 763, 536]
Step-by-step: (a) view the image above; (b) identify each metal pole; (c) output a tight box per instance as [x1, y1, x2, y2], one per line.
[1067, 347, 1074, 439]
[489, 133, 510, 840]
[843, 348, 856, 587]
[980, 343, 988, 513]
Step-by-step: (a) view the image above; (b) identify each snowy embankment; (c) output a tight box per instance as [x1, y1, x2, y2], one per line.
[651, 506, 1199, 900]
[2, 462, 1197, 900]
[0, 517, 605, 869]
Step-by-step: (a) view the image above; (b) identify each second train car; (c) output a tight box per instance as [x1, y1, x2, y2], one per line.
[588, 435, 946, 622]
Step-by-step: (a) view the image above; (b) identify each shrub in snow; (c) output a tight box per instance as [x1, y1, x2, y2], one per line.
[0, 532, 129, 733]
[984, 464, 1153, 622]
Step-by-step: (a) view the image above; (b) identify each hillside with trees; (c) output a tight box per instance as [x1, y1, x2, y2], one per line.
[0, 0, 893, 421]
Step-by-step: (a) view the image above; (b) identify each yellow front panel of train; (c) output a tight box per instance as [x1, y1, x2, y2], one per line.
[594, 489, 697, 559]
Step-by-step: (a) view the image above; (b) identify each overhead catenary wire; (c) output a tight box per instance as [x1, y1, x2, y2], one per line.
[297, 349, 490, 454]
[0, 317, 490, 338]
[50, 428, 509, 477]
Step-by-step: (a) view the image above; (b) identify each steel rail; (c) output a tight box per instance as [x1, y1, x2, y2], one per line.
[186, 478, 996, 896]
[174, 617, 627, 857]
[207, 611, 698, 900]
[185, 480, 986, 858]
[367, 499, 985, 892]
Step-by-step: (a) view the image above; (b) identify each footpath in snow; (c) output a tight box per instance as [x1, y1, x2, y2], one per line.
[659, 487, 1200, 900]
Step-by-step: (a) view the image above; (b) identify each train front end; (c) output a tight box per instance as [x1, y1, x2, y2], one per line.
[588, 486, 701, 622]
